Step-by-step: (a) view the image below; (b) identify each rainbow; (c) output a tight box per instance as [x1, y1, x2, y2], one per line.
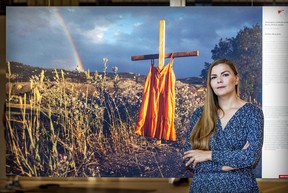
[55, 8, 84, 72]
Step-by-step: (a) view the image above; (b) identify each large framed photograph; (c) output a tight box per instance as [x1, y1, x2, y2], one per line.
[5, 6, 262, 177]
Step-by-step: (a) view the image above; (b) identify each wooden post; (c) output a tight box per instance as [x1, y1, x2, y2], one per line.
[159, 20, 165, 68]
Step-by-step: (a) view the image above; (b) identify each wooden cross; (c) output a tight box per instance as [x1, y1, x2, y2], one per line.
[131, 20, 199, 67]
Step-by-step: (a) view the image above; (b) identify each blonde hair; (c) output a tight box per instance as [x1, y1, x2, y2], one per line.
[190, 59, 240, 150]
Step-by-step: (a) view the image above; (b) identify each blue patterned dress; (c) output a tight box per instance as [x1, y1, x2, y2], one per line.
[185, 103, 264, 193]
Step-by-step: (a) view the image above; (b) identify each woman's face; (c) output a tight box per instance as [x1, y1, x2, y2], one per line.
[210, 63, 239, 97]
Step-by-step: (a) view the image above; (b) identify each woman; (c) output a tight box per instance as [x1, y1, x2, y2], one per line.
[183, 59, 264, 192]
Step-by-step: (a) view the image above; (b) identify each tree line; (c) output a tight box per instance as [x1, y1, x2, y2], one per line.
[200, 25, 262, 104]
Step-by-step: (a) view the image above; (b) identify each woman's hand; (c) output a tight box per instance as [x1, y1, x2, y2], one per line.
[183, 150, 212, 168]
[221, 141, 250, 171]
[242, 141, 250, 150]
[221, 166, 236, 171]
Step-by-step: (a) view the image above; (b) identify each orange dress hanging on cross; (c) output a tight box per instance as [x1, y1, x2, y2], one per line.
[132, 20, 199, 141]
[135, 60, 176, 141]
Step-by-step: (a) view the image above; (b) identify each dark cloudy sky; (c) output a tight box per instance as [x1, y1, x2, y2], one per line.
[6, 6, 262, 78]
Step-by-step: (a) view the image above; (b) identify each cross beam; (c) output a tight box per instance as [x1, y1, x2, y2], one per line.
[131, 50, 200, 61]
[131, 20, 199, 64]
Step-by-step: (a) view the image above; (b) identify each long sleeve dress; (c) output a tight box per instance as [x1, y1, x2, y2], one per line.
[184, 103, 264, 193]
